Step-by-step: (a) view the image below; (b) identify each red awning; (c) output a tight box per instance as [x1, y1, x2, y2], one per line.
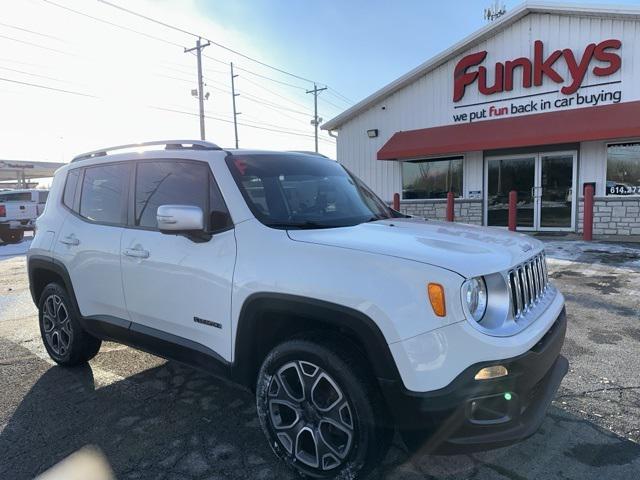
[377, 100, 640, 160]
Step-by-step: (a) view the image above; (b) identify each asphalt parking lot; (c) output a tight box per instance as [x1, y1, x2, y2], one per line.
[1, 235, 639, 479]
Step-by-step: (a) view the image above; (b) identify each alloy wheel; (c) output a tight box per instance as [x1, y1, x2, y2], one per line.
[267, 360, 355, 471]
[42, 294, 73, 357]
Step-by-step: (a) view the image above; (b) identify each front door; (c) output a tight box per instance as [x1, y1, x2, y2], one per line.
[120, 159, 236, 361]
[485, 151, 577, 231]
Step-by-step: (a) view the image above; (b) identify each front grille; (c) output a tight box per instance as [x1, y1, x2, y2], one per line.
[508, 252, 549, 319]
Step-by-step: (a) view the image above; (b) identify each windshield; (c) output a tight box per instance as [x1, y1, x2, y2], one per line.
[226, 153, 402, 228]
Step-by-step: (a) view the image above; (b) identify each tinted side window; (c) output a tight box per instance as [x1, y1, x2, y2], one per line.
[63, 169, 80, 211]
[39, 191, 49, 203]
[209, 174, 233, 232]
[79, 163, 130, 224]
[135, 161, 208, 229]
[0, 192, 32, 202]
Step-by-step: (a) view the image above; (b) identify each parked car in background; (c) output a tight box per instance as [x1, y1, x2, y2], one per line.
[0, 189, 47, 243]
[28, 140, 567, 479]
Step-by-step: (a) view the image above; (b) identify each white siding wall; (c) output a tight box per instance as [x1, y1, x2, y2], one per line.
[579, 141, 607, 196]
[336, 12, 640, 201]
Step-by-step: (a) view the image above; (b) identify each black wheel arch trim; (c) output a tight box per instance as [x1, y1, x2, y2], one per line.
[28, 255, 81, 313]
[232, 292, 403, 388]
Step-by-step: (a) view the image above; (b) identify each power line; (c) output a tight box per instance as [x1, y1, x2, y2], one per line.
[240, 93, 310, 117]
[0, 75, 334, 145]
[0, 65, 71, 83]
[319, 95, 347, 112]
[327, 87, 354, 105]
[229, 62, 308, 90]
[0, 33, 75, 56]
[238, 74, 310, 112]
[40, 0, 186, 49]
[41, 0, 351, 114]
[98, 0, 319, 85]
[0, 76, 97, 98]
[0, 21, 67, 42]
[151, 106, 335, 144]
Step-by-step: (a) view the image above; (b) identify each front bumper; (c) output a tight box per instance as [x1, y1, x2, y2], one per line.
[381, 307, 568, 453]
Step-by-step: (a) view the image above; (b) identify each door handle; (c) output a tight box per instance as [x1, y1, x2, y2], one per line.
[123, 247, 150, 259]
[60, 235, 80, 246]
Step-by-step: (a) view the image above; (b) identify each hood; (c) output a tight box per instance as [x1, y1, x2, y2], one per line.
[287, 218, 543, 278]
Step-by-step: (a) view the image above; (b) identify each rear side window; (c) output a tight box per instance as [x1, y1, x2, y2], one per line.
[79, 163, 130, 224]
[38, 191, 49, 203]
[63, 169, 80, 210]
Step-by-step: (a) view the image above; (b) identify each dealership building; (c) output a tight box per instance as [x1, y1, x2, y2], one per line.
[323, 2, 640, 236]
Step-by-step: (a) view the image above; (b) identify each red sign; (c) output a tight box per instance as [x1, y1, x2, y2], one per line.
[453, 39, 622, 102]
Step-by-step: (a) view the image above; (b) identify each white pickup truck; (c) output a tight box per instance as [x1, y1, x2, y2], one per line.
[0, 189, 47, 243]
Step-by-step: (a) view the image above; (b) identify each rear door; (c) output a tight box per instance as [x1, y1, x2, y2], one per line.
[53, 162, 131, 321]
[120, 159, 236, 360]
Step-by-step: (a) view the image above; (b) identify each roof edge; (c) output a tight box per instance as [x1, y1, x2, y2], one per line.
[322, 1, 640, 131]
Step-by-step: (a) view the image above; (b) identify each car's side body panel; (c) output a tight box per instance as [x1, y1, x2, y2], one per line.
[121, 226, 237, 361]
[230, 218, 467, 351]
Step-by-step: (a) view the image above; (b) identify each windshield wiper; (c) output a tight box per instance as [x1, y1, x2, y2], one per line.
[365, 215, 390, 222]
[265, 221, 337, 230]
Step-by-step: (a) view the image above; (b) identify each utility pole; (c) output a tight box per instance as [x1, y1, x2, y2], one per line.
[306, 83, 327, 153]
[230, 62, 240, 149]
[185, 37, 210, 140]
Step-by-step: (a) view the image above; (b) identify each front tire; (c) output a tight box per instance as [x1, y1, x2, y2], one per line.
[256, 337, 391, 479]
[38, 283, 101, 366]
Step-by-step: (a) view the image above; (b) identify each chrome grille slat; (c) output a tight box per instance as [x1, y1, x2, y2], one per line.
[536, 257, 544, 292]
[512, 268, 523, 317]
[508, 252, 549, 319]
[521, 266, 530, 309]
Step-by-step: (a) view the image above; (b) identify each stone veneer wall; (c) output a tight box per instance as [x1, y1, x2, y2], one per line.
[398, 199, 483, 225]
[577, 197, 640, 235]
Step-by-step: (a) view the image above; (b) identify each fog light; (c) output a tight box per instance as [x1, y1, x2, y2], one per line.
[474, 365, 508, 380]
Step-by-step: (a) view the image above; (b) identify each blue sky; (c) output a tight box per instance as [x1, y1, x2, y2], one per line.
[194, 0, 640, 105]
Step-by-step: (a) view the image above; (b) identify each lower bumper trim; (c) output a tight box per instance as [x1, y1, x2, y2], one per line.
[381, 307, 568, 454]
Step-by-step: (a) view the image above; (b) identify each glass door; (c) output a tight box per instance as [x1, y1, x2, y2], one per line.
[486, 155, 536, 230]
[537, 153, 577, 231]
[485, 151, 577, 231]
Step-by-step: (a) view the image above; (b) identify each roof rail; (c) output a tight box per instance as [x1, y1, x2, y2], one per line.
[71, 140, 221, 163]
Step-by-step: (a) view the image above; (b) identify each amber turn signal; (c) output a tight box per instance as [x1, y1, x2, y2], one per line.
[427, 283, 446, 317]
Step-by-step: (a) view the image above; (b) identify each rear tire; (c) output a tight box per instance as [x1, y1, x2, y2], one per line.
[38, 283, 101, 366]
[0, 230, 24, 244]
[256, 337, 392, 479]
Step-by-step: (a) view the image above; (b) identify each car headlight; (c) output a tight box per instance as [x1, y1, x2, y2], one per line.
[461, 277, 488, 322]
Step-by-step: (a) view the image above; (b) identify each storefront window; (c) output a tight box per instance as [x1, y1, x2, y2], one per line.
[401, 157, 463, 199]
[607, 143, 640, 196]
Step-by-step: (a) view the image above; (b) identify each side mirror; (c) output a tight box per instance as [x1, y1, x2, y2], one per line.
[157, 205, 204, 232]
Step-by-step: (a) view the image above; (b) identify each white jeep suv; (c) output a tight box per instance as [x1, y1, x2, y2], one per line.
[28, 140, 567, 478]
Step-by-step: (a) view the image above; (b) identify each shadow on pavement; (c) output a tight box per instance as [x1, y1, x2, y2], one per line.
[0, 339, 639, 480]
